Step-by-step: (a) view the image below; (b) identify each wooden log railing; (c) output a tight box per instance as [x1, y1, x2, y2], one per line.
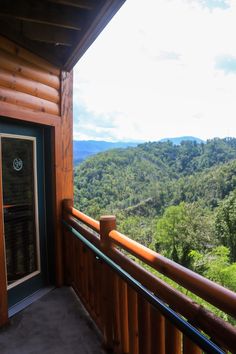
[62, 200, 236, 354]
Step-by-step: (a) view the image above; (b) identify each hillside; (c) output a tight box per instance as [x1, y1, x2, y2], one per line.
[74, 137, 236, 301]
[73, 136, 204, 164]
[74, 138, 236, 215]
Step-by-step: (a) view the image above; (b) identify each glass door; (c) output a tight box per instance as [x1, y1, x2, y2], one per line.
[0, 123, 48, 308]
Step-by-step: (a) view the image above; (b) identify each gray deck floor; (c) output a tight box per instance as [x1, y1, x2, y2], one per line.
[0, 287, 106, 354]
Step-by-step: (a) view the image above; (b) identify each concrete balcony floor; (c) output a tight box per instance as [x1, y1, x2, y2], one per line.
[0, 287, 106, 354]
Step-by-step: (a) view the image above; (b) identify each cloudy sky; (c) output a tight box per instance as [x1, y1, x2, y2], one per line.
[73, 0, 236, 142]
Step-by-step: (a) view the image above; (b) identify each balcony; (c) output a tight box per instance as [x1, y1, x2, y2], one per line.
[62, 200, 236, 354]
[1, 200, 236, 354]
[0, 287, 105, 354]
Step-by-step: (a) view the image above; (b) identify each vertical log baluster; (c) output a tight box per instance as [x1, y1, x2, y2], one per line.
[165, 319, 182, 354]
[113, 274, 122, 353]
[150, 306, 165, 354]
[100, 215, 116, 351]
[93, 253, 101, 323]
[127, 286, 139, 354]
[74, 237, 81, 292]
[183, 335, 202, 354]
[88, 249, 95, 313]
[138, 295, 151, 354]
[83, 245, 89, 305]
[119, 278, 129, 354]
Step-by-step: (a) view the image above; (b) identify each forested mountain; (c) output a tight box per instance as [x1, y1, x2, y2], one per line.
[74, 138, 236, 215]
[73, 136, 204, 164]
[159, 136, 204, 144]
[74, 137, 236, 306]
[73, 140, 138, 164]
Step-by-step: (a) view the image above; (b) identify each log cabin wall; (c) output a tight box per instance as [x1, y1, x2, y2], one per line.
[0, 36, 61, 116]
[0, 36, 73, 326]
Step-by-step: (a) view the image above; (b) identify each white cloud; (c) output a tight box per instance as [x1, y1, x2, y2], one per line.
[73, 0, 236, 141]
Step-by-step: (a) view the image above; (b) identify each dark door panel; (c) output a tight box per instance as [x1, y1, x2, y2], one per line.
[0, 121, 48, 308]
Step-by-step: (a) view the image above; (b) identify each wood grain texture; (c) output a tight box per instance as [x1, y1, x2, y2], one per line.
[0, 101, 60, 126]
[0, 36, 61, 118]
[0, 69, 59, 103]
[0, 87, 59, 115]
[0, 49, 60, 89]
[165, 320, 182, 354]
[127, 287, 139, 354]
[54, 70, 73, 286]
[150, 307, 165, 354]
[0, 35, 60, 75]
[138, 296, 151, 354]
[119, 279, 129, 354]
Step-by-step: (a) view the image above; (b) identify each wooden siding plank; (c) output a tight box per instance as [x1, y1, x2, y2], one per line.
[0, 69, 60, 103]
[0, 35, 60, 75]
[0, 86, 60, 115]
[0, 49, 60, 89]
[0, 101, 60, 126]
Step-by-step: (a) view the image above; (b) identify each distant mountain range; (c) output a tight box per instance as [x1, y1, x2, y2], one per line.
[73, 136, 204, 164]
[159, 136, 204, 145]
[73, 140, 138, 164]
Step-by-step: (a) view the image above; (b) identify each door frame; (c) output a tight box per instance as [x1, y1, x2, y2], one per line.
[0, 118, 60, 326]
[0, 133, 41, 291]
[0, 124, 50, 309]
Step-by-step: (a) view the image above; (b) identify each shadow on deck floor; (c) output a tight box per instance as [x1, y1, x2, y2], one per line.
[0, 287, 106, 354]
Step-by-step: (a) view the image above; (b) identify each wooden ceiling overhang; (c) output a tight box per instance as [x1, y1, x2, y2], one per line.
[0, 0, 125, 71]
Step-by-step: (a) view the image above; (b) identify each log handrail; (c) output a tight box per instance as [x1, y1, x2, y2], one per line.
[64, 204, 236, 319]
[109, 230, 236, 319]
[63, 220, 224, 354]
[65, 213, 236, 351]
[63, 201, 236, 353]
[71, 207, 100, 232]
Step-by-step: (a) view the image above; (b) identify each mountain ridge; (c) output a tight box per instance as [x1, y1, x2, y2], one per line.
[73, 136, 204, 164]
[74, 137, 236, 217]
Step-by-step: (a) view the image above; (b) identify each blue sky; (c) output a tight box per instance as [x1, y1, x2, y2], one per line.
[73, 0, 236, 142]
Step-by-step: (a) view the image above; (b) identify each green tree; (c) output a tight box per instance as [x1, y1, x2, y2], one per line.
[153, 202, 214, 267]
[215, 190, 236, 262]
[190, 246, 236, 292]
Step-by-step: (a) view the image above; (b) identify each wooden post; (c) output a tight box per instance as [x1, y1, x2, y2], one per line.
[100, 215, 116, 351]
[62, 199, 73, 220]
[100, 215, 116, 250]
[55, 70, 73, 287]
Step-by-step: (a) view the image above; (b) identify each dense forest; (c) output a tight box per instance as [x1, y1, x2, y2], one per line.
[74, 138, 236, 320]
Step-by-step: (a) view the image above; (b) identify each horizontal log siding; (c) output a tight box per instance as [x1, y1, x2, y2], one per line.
[0, 36, 60, 115]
